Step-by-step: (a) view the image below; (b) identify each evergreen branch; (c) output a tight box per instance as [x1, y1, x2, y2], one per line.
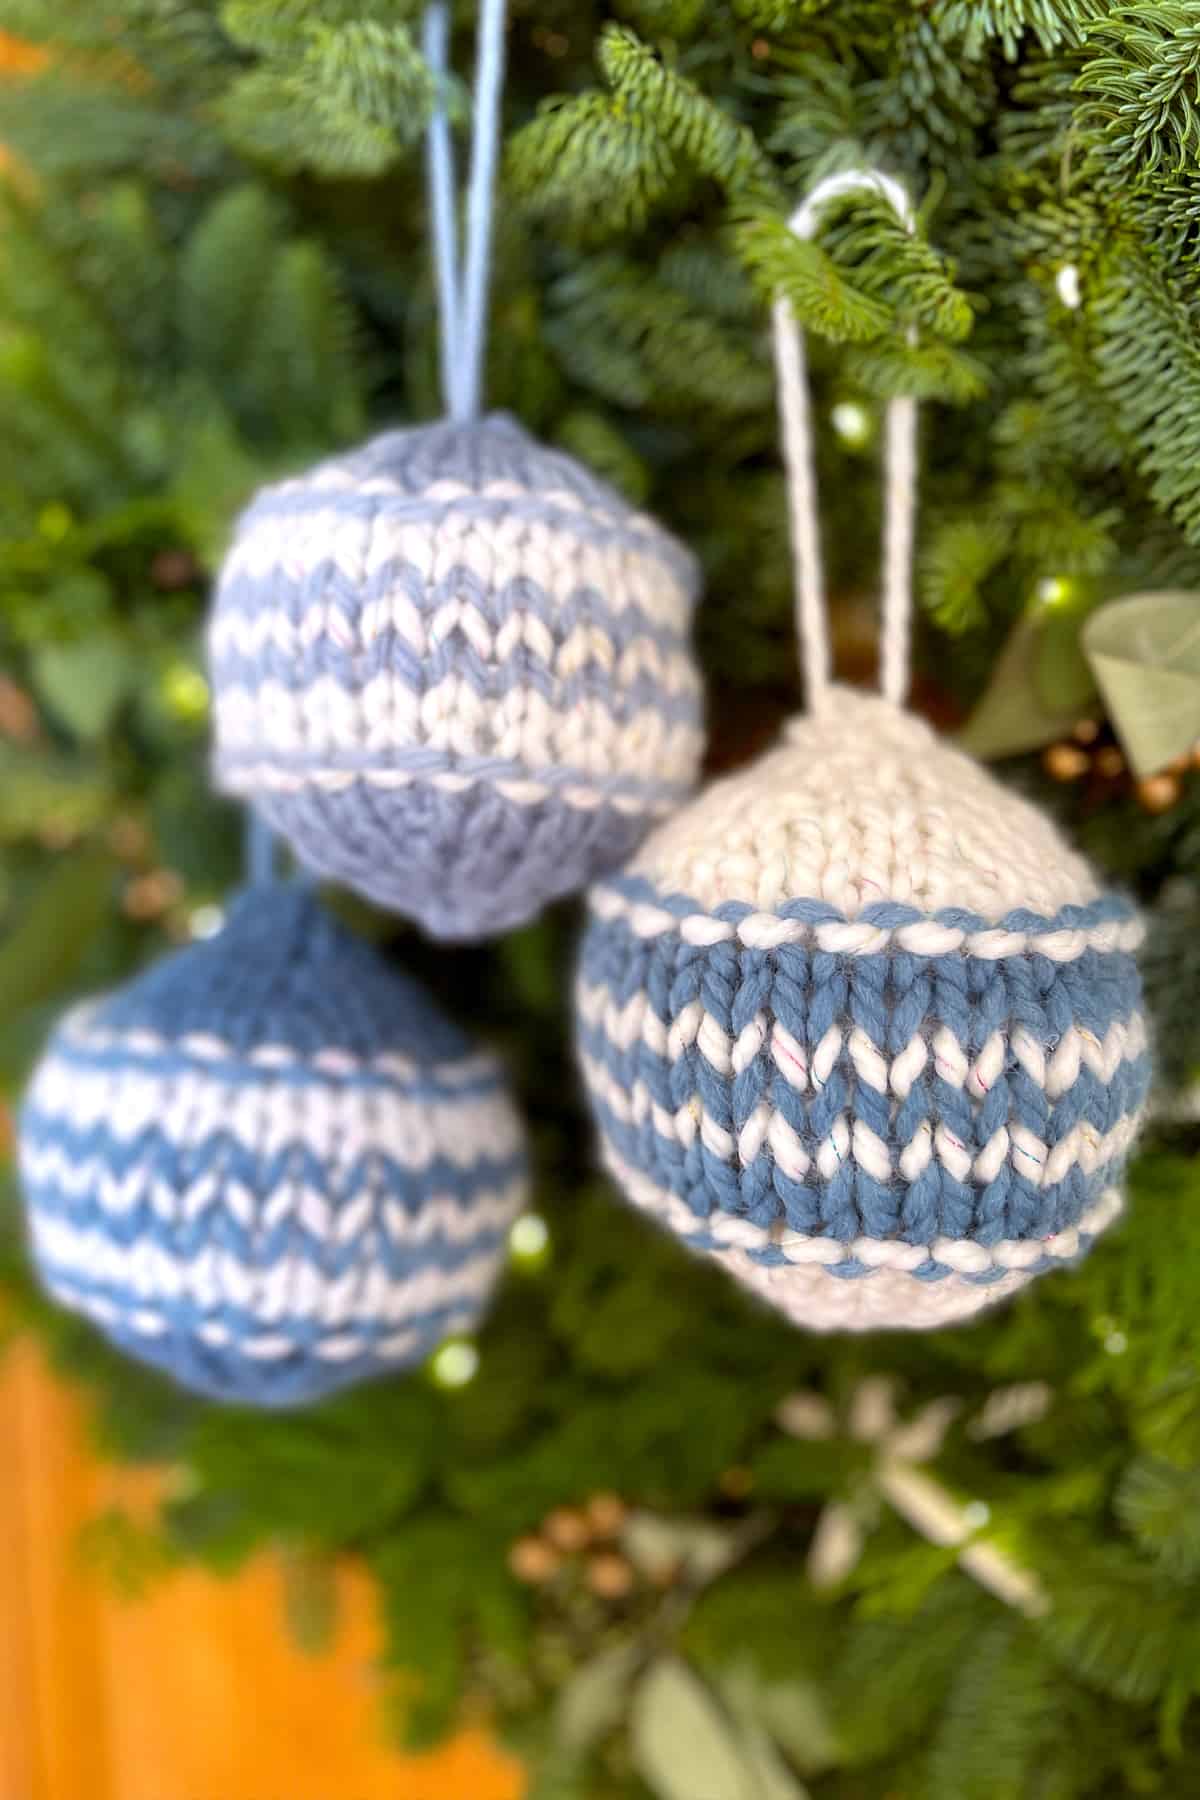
[215, 20, 434, 178]
[767, 61, 860, 167]
[598, 25, 781, 204]
[506, 92, 679, 239]
[177, 184, 287, 401]
[920, 517, 1010, 634]
[846, 338, 987, 404]
[1079, 2, 1200, 180]
[816, 189, 976, 341]
[1090, 253, 1200, 546]
[734, 210, 892, 343]
[935, 0, 1103, 59]
[1116, 1458, 1200, 1580]
[218, 0, 417, 57]
[0, 70, 219, 178]
[546, 255, 771, 416]
[859, 13, 992, 165]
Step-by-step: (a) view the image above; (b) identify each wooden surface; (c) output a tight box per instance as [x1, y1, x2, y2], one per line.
[0, 1338, 525, 1800]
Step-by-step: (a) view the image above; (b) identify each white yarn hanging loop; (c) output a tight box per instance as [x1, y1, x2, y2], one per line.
[772, 168, 918, 710]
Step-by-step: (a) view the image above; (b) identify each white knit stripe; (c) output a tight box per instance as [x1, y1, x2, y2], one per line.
[587, 885, 1145, 960]
[25, 1054, 525, 1170]
[211, 606, 698, 695]
[21, 1143, 526, 1243]
[38, 1278, 479, 1364]
[214, 679, 703, 782]
[30, 1213, 506, 1328]
[222, 505, 691, 633]
[220, 760, 685, 813]
[49, 1009, 498, 1086]
[596, 1132, 1122, 1287]
[578, 1047, 1145, 1197]
[577, 982, 1149, 1100]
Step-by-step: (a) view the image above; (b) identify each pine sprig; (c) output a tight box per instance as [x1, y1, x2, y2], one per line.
[1080, 2, 1200, 180]
[1091, 252, 1200, 545]
[937, 0, 1104, 59]
[597, 26, 780, 203]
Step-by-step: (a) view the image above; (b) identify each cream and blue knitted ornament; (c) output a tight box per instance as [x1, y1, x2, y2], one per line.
[19, 875, 528, 1405]
[207, 0, 702, 941]
[575, 173, 1150, 1332]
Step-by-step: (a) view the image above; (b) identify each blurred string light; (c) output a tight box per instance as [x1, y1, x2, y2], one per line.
[508, 1211, 550, 1267]
[188, 904, 225, 940]
[161, 661, 210, 722]
[1055, 264, 1082, 309]
[830, 399, 872, 448]
[429, 1337, 480, 1388]
[1036, 574, 1076, 610]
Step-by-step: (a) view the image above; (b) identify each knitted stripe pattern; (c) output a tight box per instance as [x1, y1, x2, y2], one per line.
[19, 888, 528, 1405]
[575, 693, 1149, 1332]
[209, 414, 703, 941]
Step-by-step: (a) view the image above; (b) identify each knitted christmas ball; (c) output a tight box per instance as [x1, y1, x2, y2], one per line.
[576, 690, 1150, 1331]
[19, 885, 528, 1405]
[209, 413, 703, 940]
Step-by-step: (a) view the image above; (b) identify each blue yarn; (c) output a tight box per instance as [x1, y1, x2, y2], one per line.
[421, 0, 506, 423]
[19, 885, 528, 1406]
[210, 414, 703, 940]
[456, 0, 506, 423]
[245, 811, 276, 888]
[422, 2, 460, 416]
[576, 881, 1149, 1284]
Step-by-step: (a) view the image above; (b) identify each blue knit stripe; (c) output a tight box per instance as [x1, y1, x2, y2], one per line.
[26, 1187, 514, 1275]
[579, 924, 1145, 1044]
[211, 647, 701, 729]
[37, 1290, 474, 1407]
[215, 562, 696, 657]
[582, 1045, 1146, 1247]
[591, 872, 1139, 941]
[21, 1122, 525, 1222]
[35, 1266, 487, 1343]
[22, 1114, 523, 1197]
[234, 489, 699, 592]
[40, 1034, 512, 1101]
[577, 875, 1148, 1250]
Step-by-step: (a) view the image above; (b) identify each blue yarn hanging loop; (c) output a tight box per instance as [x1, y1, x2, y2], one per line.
[422, 0, 508, 424]
[245, 811, 276, 887]
[207, 0, 704, 940]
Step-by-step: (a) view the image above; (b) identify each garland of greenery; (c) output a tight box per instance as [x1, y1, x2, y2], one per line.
[4, 4, 1200, 1794]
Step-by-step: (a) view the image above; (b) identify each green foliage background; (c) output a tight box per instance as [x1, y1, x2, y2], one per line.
[3, 2, 1200, 1795]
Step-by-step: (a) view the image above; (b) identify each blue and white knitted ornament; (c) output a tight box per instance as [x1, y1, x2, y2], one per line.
[19, 884, 528, 1404]
[206, 0, 703, 941]
[574, 172, 1150, 1333]
[208, 414, 702, 939]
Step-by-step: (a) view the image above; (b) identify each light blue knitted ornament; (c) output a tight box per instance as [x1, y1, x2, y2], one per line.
[208, 414, 702, 939]
[206, 0, 703, 940]
[19, 885, 528, 1405]
[574, 172, 1150, 1333]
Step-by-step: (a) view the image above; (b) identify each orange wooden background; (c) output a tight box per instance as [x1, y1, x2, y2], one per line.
[0, 1338, 525, 1800]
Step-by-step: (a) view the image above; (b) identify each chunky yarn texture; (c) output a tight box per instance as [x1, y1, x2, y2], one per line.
[210, 414, 703, 940]
[576, 691, 1149, 1331]
[19, 887, 528, 1404]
